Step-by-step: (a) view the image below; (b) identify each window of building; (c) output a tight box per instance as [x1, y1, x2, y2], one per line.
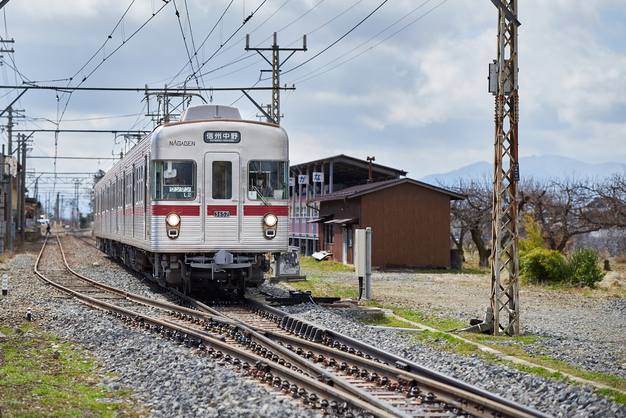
[325, 222, 335, 244]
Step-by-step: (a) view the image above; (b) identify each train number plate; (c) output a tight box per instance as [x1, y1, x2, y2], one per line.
[214, 211, 230, 218]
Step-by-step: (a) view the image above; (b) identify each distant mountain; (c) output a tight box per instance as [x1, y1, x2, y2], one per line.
[419, 155, 624, 186]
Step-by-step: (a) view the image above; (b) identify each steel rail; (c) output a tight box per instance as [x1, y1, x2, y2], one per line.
[165, 296, 532, 417]
[243, 299, 551, 418]
[54, 235, 545, 417]
[253, 328, 536, 418]
[34, 235, 407, 418]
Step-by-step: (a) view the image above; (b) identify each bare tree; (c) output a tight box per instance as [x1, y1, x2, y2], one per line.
[445, 175, 493, 267]
[520, 176, 604, 253]
[583, 168, 626, 229]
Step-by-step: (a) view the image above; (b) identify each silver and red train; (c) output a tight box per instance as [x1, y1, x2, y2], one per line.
[93, 105, 289, 295]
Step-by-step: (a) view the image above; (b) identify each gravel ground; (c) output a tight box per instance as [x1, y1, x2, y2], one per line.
[1, 238, 625, 418]
[0, 241, 323, 418]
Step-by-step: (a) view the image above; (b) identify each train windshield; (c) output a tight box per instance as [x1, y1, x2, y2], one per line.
[248, 161, 288, 200]
[152, 160, 196, 200]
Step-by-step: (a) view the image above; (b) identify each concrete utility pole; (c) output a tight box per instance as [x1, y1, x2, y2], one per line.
[489, 0, 521, 336]
[74, 180, 80, 228]
[19, 133, 26, 240]
[7, 107, 13, 251]
[55, 192, 59, 225]
[246, 32, 307, 125]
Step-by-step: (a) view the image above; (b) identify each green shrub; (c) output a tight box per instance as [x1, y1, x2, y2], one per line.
[519, 213, 545, 252]
[567, 248, 605, 288]
[520, 247, 569, 284]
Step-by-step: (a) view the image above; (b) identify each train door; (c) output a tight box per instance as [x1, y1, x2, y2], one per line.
[204, 153, 240, 246]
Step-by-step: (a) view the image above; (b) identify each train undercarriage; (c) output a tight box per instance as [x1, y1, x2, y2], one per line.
[96, 238, 270, 296]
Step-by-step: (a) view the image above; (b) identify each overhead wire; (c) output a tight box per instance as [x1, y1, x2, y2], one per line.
[53, 0, 172, 125]
[177, 0, 268, 88]
[166, 0, 235, 87]
[172, 0, 202, 90]
[66, 0, 138, 86]
[167, 0, 327, 91]
[169, 0, 321, 90]
[273, 0, 324, 34]
[287, 0, 449, 85]
[281, 0, 389, 76]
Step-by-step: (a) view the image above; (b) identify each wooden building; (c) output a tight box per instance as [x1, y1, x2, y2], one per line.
[289, 155, 407, 256]
[310, 178, 465, 268]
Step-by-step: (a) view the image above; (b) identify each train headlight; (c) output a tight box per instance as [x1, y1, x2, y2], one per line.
[263, 213, 278, 227]
[166, 213, 181, 239]
[262, 213, 278, 239]
[166, 213, 181, 227]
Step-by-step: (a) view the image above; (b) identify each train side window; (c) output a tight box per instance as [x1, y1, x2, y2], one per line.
[247, 161, 288, 200]
[152, 160, 196, 200]
[212, 161, 232, 200]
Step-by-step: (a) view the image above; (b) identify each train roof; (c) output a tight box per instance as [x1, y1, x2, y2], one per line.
[179, 105, 241, 121]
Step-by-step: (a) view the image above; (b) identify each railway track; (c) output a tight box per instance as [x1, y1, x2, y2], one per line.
[36, 234, 550, 418]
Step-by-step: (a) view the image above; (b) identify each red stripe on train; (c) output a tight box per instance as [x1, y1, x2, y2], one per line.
[151, 205, 200, 216]
[243, 206, 289, 216]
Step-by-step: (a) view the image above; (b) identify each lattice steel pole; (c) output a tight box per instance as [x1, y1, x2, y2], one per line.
[490, 0, 520, 336]
[246, 33, 306, 125]
[272, 33, 280, 125]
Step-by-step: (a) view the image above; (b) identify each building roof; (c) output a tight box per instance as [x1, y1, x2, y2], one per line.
[309, 178, 466, 202]
[290, 154, 407, 188]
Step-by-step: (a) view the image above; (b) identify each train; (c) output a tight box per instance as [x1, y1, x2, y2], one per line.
[93, 104, 290, 295]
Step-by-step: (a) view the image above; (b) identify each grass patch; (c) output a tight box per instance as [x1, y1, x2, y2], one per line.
[599, 389, 626, 405]
[457, 333, 626, 401]
[291, 255, 626, 403]
[299, 256, 355, 272]
[412, 330, 481, 356]
[361, 315, 422, 329]
[288, 278, 359, 299]
[299, 254, 489, 275]
[384, 305, 467, 331]
[0, 324, 144, 417]
[359, 304, 626, 404]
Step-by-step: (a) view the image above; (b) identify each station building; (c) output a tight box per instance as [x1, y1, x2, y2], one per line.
[289, 155, 465, 268]
[289, 155, 406, 256]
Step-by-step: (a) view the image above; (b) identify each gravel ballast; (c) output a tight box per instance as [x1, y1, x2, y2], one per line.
[1, 246, 323, 418]
[1, 240, 625, 417]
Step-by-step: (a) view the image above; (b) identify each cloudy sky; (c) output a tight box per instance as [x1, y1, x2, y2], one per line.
[1, 0, 625, 214]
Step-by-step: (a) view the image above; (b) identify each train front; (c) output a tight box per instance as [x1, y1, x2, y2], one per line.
[150, 105, 289, 295]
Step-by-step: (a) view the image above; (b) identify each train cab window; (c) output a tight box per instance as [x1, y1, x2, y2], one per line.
[247, 161, 287, 200]
[212, 161, 232, 199]
[152, 160, 196, 200]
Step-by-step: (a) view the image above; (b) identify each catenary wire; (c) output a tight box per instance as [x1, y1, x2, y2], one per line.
[54, 0, 172, 125]
[167, 0, 235, 88]
[178, 0, 267, 88]
[287, 0, 448, 85]
[281, 0, 389, 76]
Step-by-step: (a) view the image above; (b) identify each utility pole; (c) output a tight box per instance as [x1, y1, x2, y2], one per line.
[20, 133, 26, 239]
[74, 179, 80, 228]
[0, 144, 4, 253]
[15, 133, 20, 234]
[18, 133, 24, 240]
[7, 107, 12, 251]
[246, 32, 306, 125]
[55, 192, 59, 226]
[488, 0, 521, 336]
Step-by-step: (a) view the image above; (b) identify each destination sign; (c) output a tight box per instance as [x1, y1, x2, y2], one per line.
[204, 131, 241, 143]
[169, 186, 192, 193]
